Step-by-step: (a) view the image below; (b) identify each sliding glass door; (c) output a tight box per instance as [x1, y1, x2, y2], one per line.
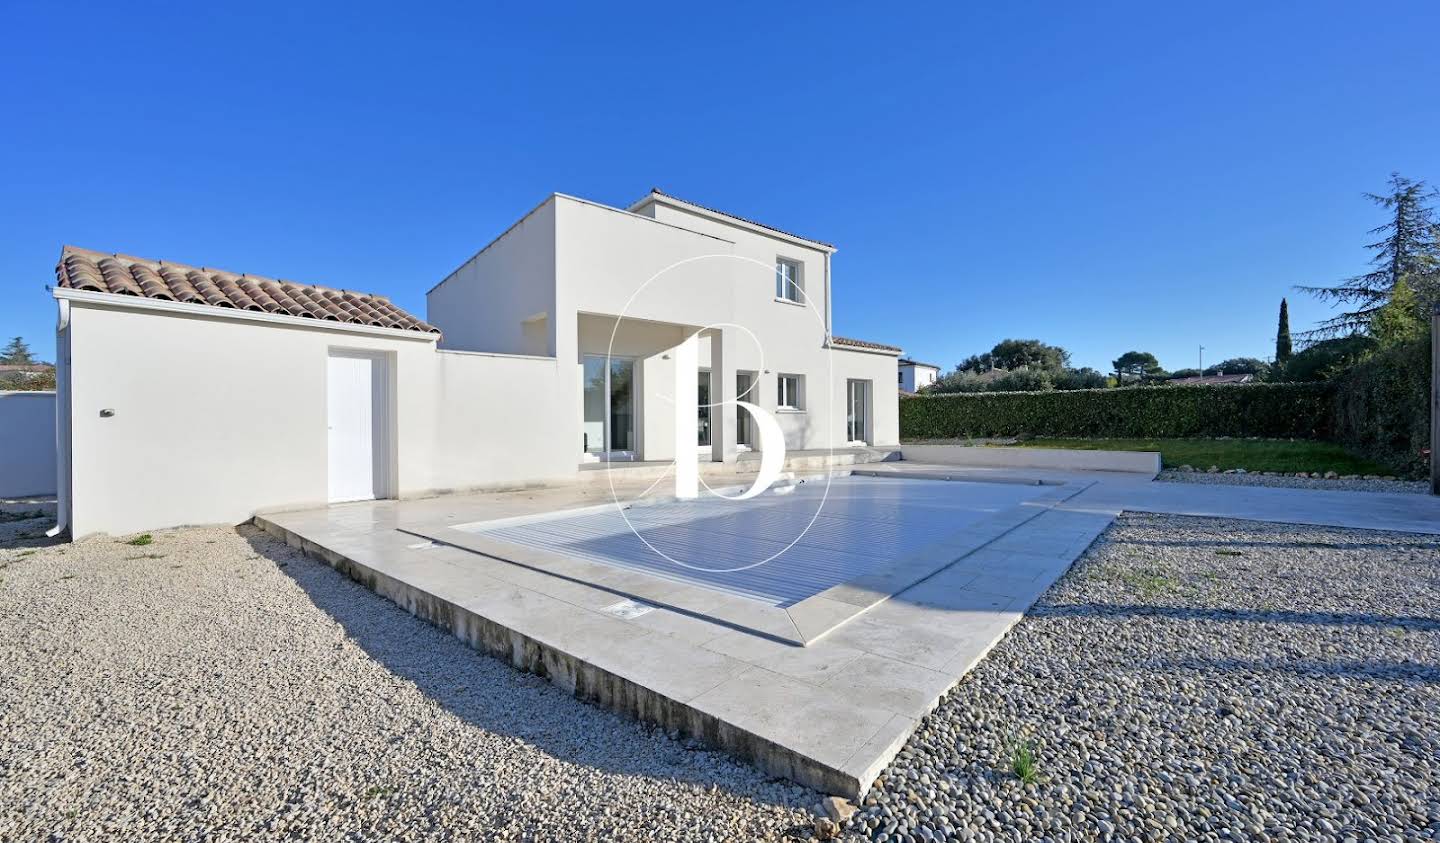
[697, 370, 712, 448]
[583, 355, 636, 459]
[847, 379, 870, 444]
[736, 371, 755, 448]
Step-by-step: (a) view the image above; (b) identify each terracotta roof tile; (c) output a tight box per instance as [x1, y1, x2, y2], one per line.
[55, 246, 440, 335]
[832, 335, 902, 354]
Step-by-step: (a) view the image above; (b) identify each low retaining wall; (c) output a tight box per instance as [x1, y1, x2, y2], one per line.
[0, 391, 57, 497]
[901, 443, 1160, 475]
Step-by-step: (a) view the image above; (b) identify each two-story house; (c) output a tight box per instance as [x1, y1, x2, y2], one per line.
[48, 189, 901, 537]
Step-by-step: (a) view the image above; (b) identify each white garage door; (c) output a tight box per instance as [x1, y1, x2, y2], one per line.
[327, 351, 387, 503]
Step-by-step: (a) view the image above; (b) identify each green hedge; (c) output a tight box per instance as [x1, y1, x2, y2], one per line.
[1331, 338, 1430, 477]
[901, 382, 1336, 440]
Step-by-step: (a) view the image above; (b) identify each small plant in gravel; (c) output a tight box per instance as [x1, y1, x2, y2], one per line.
[125, 534, 154, 546]
[1120, 568, 1179, 598]
[1008, 738, 1040, 785]
[1215, 549, 1243, 556]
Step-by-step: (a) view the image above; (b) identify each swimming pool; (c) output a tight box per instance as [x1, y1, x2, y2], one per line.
[455, 475, 1048, 607]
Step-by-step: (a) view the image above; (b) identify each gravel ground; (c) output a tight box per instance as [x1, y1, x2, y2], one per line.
[1158, 470, 1427, 495]
[848, 513, 1440, 842]
[0, 517, 815, 842]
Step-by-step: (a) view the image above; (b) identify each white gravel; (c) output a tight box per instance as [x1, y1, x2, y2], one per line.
[0, 518, 815, 842]
[1158, 470, 1427, 494]
[849, 513, 1440, 842]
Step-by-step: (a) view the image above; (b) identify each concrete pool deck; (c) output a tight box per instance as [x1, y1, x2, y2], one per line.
[254, 463, 1440, 798]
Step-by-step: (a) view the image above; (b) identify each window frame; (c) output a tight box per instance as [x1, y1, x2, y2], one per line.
[774, 257, 804, 303]
[776, 373, 804, 410]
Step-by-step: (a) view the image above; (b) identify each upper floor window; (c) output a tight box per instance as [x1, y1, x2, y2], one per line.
[775, 258, 803, 303]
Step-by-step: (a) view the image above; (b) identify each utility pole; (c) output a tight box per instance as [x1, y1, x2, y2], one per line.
[1199, 345, 1205, 374]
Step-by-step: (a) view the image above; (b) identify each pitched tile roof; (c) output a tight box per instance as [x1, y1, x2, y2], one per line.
[55, 246, 439, 335]
[832, 335, 903, 354]
[635, 189, 836, 249]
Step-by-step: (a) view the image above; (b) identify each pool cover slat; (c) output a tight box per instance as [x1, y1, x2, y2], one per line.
[463, 477, 1045, 607]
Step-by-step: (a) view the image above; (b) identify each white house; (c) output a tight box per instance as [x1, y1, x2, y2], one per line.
[897, 358, 940, 393]
[48, 190, 901, 538]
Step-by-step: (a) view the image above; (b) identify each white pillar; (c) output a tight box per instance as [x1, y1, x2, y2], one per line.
[674, 333, 698, 498]
[710, 328, 738, 464]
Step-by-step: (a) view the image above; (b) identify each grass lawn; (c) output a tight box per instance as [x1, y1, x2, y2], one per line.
[1000, 438, 1395, 475]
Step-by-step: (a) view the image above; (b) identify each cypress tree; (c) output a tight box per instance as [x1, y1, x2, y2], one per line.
[1275, 298, 1292, 365]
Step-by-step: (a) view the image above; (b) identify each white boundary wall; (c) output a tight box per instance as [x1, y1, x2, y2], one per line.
[0, 391, 57, 497]
[59, 297, 574, 538]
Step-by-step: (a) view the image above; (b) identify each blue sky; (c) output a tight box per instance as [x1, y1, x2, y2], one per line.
[3, 1, 1437, 373]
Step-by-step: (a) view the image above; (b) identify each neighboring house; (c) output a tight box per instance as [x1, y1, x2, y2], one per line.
[1167, 373, 1255, 385]
[897, 358, 940, 393]
[48, 189, 901, 538]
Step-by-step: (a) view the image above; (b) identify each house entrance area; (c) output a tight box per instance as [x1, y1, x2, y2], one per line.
[583, 355, 635, 460]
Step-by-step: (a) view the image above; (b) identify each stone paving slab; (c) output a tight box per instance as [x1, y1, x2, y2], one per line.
[255, 468, 1106, 798]
[251, 461, 1436, 799]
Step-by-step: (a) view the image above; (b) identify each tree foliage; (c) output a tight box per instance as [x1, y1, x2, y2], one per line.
[1204, 357, 1270, 378]
[1370, 276, 1426, 346]
[957, 339, 1070, 374]
[1298, 173, 1440, 337]
[1282, 335, 1378, 382]
[1275, 298, 1292, 365]
[1112, 351, 1164, 384]
[1, 337, 35, 365]
[1053, 367, 1108, 391]
[1331, 337, 1430, 477]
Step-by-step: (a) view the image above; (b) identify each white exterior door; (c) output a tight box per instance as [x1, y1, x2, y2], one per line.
[327, 352, 386, 502]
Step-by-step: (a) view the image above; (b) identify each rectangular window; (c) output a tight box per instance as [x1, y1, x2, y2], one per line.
[777, 374, 803, 409]
[775, 258, 803, 303]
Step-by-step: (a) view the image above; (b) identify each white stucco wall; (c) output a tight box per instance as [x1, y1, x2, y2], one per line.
[0, 391, 57, 496]
[429, 199, 557, 357]
[62, 299, 573, 538]
[420, 192, 902, 458]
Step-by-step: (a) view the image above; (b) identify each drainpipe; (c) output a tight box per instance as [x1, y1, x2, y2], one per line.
[824, 251, 833, 343]
[47, 297, 71, 538]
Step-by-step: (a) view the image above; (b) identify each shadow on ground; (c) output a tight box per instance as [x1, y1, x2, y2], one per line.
[1035, 602, 1440, 633]
[238, 524, 815, 806]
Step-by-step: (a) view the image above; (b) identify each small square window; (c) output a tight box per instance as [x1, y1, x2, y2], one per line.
[777, 374, 803, 409]
[775, 258, 803, 303]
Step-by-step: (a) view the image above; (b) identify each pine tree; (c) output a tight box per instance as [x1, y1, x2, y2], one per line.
[1275, 298, 1292, 365]
[0, 337, 35, 365]
[1298, 173, 1440, 336]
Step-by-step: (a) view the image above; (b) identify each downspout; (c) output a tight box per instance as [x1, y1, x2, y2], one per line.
[824, 251, 833, 342]
[46, 296, 71, 538]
